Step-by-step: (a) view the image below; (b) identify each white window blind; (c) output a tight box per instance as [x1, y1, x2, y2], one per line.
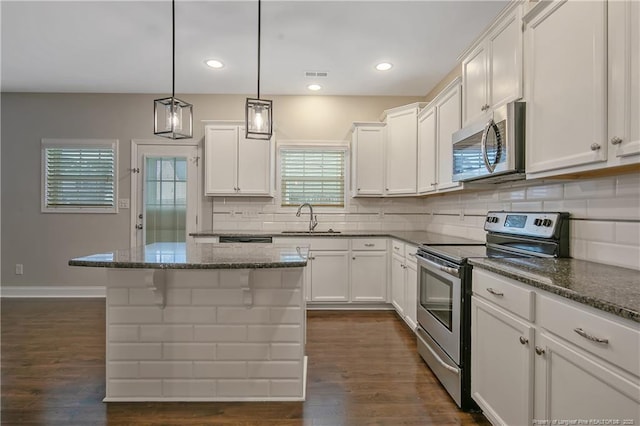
[280, 148, 345, 207]
[42, 139, 117, 213]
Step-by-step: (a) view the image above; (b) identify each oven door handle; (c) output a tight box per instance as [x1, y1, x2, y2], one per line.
[417, 255, 460, 278]
[420, 333, 460, 375]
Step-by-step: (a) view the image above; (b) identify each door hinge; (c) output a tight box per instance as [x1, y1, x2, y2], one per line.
[196, 215, 198, 225]
[192, 156, 200, 167]
[130, 167, 140, 173]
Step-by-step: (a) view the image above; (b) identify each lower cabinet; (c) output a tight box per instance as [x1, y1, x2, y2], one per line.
[471, 295, 534, 426]
[351, 250, 387, 302]
[471, 268, 640, 426]
[390, 239, 418, 330]
[308, 250, 350, 302]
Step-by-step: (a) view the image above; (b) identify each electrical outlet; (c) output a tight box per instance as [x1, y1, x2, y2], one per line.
[15, 264, 23, 275]
[118, 198, 130, 209]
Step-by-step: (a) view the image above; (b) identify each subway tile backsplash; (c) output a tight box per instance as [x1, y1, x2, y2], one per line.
[204, 172, 640, 270]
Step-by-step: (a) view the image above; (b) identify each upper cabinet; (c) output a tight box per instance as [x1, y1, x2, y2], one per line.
[462, 3, 523, 126]
[418, 78, 463, 194]
[204, 122, 273, 196]
[608, 0, 640, 165]
[524, 0, 639, 178]
[524, 0, 608, 175]
[383, 103, 426, 195]
[351, 122, 386, 197]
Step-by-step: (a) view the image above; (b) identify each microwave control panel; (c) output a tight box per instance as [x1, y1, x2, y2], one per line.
[484, 211, 569, 239]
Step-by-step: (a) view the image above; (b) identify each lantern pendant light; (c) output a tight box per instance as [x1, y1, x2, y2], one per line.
[245, 0, 273, 140]
[154, 0, 193, 139]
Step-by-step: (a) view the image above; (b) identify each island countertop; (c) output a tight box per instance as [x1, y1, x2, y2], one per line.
[69, 242, 309, 270]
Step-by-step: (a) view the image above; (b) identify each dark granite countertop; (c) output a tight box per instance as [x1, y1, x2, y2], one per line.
[191, 230, 483, 247]
[469, 257, 640, 323]
[69, 242, 309, 270]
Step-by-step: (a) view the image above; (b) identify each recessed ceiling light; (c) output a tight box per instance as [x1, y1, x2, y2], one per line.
[307, 84, 322, 91]
[205, 59, 224, 69]
[375, 62, 393, 71]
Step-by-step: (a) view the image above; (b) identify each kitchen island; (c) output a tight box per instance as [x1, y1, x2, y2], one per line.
[69, 242, 309, 402]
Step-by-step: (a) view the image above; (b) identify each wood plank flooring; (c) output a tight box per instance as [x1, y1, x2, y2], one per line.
[1, 299, 489, 425]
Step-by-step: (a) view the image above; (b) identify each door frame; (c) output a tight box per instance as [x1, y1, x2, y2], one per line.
[130, 139, 201, 248]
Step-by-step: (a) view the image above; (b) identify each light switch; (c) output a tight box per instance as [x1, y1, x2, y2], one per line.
[118, 199, 130, 209]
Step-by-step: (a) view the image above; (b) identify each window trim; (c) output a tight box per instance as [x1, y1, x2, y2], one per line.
[41, 138, 119, 214]
[276, 140, 350, 213]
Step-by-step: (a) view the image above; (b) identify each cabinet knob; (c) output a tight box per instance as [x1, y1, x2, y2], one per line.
[352, 256, 356, 260]
[357, 188, 361, 191]
[237, 187, 240, 191]
[590, 143, 601, 151]
[610, 136, 623, 145]
[519, 336, 529, 345]
[431, 182, 437, 186]
[535, 346, 546, 356]
[310, 256, 316, 260]
[386, 188, 389, 191]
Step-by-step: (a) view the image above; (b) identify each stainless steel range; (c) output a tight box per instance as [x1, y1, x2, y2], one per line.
[415, 211, 570, 410]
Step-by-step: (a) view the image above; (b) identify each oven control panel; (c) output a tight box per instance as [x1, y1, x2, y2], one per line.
[484, 211, 569, 239]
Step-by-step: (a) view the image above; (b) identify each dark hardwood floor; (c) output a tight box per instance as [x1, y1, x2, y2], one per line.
[1, 299, 489, 425]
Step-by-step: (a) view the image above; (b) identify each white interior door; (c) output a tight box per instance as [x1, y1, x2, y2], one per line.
[131, 142, 199, 247]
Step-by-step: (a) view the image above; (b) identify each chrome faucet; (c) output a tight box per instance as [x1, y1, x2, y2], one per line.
[296, 203, 318, 232]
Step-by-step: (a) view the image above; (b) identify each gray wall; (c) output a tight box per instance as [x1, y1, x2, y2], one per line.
[1, 93, 422, 287]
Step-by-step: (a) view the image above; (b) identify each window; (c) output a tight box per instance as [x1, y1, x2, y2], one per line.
[41, 139, 118, 213]
[280, 147, 346, 207]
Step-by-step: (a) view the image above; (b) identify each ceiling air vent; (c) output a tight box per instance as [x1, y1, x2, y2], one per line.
[304, 71, 328, 78]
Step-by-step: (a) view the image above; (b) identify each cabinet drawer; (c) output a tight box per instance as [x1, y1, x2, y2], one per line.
[192, 236, 219, 243]
[538, 294, 640, 377]
[351, 238, 387, 251]
[405, 244, 418, 265]
[472, 268, 535, 321]
[391, 239, 405, 257]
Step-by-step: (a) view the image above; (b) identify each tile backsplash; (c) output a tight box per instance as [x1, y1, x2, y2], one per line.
[204, 172, 640, 270]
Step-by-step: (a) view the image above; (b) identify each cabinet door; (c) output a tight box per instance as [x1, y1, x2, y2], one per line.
[351, 251, 387, 302]
[608, 0, 640, 162]
[237, 129, 271, 195]
[404, 261, 418, 330]
[462, 44, 488, 126]
[385, 109, 418, 195]
[353, 127, 385, 196]
[525, 0, 607, 174]
[436, 83, 463, 191]
[204, 126, 238, 195]
[471, 296, 534, 426]
[488, 5, 523, 109]
[417, 107, 437, 194]
[534, 332, 640, 424]
[391, 255, 405, 316]
[310, 251, 349, 302]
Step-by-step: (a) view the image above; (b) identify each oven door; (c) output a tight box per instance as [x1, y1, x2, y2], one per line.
[416, 254, 461, 365]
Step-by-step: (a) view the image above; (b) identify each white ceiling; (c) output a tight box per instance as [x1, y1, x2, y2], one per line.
[1, 1, 508, 96]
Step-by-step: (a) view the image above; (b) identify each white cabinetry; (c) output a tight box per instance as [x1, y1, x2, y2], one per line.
[309, 250, 350, 302]
[204, 122, 272, 196]
[390, 239, 418, 330]
[607, 0, 640, 164]
[462, 3, 523, 125]
[471, 267, 640, 426]
[524, 1, 608, 175]
[351, 238, 388, 302]
[351, 123, 386, 197]
[383, 103, 426, 195]
[417, 105, 437, 194]
[418, 78, 463, 194]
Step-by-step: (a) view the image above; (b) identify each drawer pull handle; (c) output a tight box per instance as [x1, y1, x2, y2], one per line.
[519, 336, 528, 345]
[535, 346, 546, 356]
[486, 288, 504, 297]
[364, 243, 375, 247]
[574, 328, 609, 344]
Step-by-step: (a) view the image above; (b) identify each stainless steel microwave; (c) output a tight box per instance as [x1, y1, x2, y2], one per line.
[452, 101, 525, 183]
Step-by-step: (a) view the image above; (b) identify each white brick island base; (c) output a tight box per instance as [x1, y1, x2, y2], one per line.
[104, 267, 306, 402]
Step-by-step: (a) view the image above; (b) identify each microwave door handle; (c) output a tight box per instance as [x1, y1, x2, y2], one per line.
[481, 118, 500, 173]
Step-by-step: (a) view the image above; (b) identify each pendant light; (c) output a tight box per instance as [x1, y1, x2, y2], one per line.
[245, 0, 273, 140]
[154, 0, 193, 139]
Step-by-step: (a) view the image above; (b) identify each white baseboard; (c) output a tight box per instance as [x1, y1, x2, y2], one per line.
[0, 286, 106, 298]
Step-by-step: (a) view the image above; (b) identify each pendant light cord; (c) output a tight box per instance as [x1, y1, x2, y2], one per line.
[172, 0, 176, 101]
[257, 0, 261, 99]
